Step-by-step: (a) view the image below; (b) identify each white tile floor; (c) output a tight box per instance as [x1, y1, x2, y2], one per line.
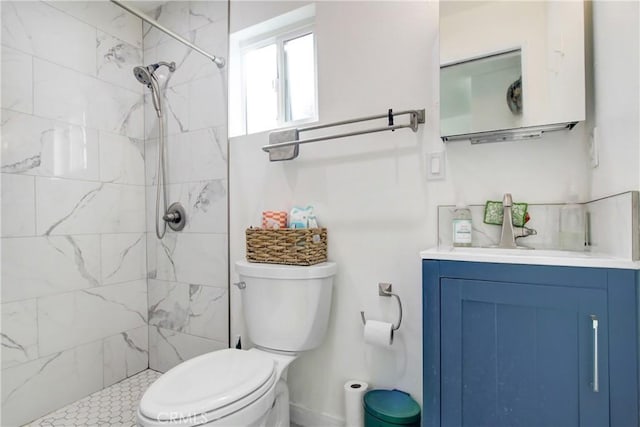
[26, 369, 161, 427]
[25, 369, 305, 427]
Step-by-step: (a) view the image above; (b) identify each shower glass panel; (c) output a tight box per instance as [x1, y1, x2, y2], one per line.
[0, 1, 230, 425]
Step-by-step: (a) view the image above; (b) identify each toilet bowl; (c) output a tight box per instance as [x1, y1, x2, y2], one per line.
[137, 261, 337, 427]
[137, 348, 296, 426]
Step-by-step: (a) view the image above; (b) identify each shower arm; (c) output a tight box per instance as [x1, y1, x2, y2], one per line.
[154, 62, 176, 73]
[109, 0, 225, 68]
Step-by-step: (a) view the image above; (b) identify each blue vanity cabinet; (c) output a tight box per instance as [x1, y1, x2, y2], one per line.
[423, 260, 639, 427]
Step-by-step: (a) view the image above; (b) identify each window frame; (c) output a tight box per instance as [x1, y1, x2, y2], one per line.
[238, 19, 318, 135]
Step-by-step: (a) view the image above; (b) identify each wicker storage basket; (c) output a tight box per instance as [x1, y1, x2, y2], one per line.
[245, 228, 327, 266]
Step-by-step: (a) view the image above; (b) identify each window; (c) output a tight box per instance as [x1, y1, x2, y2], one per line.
[230, 6, 317, 137]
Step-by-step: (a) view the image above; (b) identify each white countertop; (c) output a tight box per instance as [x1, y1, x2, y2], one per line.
[421, 247, 640, 270]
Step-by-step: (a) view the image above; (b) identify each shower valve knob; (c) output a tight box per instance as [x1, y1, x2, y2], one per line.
[163, 202, 187, 232]
[163, 212, 181, 223]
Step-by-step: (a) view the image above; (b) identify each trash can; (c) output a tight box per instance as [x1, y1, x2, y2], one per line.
[363, 389, 421, 427]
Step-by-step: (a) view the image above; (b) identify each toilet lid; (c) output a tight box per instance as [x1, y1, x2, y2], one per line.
[139, 349, 276, 421]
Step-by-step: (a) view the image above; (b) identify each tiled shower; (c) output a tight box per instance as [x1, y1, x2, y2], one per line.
[0, 2, 229, 425]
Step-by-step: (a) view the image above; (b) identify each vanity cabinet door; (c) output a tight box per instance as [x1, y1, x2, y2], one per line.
[440, 278, 609, 427]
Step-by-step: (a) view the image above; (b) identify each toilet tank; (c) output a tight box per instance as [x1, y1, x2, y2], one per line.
[235, 260, 337, 352]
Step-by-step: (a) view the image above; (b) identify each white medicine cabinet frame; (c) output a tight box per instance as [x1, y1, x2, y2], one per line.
[439, 1, 586, 143]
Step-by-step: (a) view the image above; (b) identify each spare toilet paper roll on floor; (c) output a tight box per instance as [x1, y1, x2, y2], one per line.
[364, 320, 394, 347]
[344, 380, 369, 427]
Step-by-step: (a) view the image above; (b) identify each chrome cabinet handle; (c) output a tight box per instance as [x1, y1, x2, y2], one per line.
[590, 314, 599, 392]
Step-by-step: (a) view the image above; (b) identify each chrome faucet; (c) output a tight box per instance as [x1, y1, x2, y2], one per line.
[498, 193, 537, 248]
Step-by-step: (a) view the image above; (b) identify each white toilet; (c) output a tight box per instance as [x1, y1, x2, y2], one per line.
[137, 260, 337, 427]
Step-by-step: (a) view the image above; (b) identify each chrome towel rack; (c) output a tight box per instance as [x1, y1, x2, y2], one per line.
[264, 108, 426, 161]
[360, 282, 403, 331]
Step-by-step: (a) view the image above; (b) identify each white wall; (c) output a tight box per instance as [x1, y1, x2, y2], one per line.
[589, 0, 640, 198]
[1, 2, 147, 425]
[229, 1, 598, 421]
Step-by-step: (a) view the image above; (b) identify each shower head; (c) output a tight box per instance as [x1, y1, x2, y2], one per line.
[133, 65, 154, 87]
[132, 62, 176, 87]
[133, 61, 176, 118]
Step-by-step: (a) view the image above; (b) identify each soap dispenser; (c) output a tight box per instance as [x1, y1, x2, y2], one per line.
[452, 203, 473, 247]
[559, 194, 585, 251]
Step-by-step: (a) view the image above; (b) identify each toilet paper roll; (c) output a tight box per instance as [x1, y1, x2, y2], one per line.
[344, 380, 369, 427]
[364, 320, 394, 347]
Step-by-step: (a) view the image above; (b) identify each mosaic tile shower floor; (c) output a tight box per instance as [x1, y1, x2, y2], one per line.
[26, 369, 161, 427]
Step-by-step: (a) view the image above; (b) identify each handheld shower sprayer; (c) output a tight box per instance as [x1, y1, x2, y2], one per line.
[132, 60, 184, 240]
[133, 61, 176, 87]
[132, 61, 176, 118]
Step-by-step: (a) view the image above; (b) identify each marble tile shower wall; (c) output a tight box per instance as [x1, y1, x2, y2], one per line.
[142, 1, 230, 373]
[1, 2, 147, 425]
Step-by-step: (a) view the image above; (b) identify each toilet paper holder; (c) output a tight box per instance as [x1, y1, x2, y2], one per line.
[360, 282, 403, 331]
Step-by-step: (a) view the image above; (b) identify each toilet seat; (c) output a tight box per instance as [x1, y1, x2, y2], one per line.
[138, 349, 277, 426]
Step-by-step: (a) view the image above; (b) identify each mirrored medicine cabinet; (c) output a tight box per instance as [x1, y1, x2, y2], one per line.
[440, 1, 586, 143]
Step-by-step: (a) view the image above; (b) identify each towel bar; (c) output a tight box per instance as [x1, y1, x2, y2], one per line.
[264, 108, 425, 161]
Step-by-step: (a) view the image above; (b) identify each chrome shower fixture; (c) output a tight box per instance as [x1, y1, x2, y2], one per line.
[133, 61, 176, 88]
[133, 61, 176, 119]
[132, 60, 184, 240]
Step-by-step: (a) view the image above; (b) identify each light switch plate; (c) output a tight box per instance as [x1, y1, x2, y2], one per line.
[427, 151, 446, 180]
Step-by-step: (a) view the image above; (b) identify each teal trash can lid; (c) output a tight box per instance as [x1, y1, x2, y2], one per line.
[363, 389, 421, 425]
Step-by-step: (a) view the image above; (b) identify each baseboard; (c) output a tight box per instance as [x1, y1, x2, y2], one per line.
[290, 402, 343, 427]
